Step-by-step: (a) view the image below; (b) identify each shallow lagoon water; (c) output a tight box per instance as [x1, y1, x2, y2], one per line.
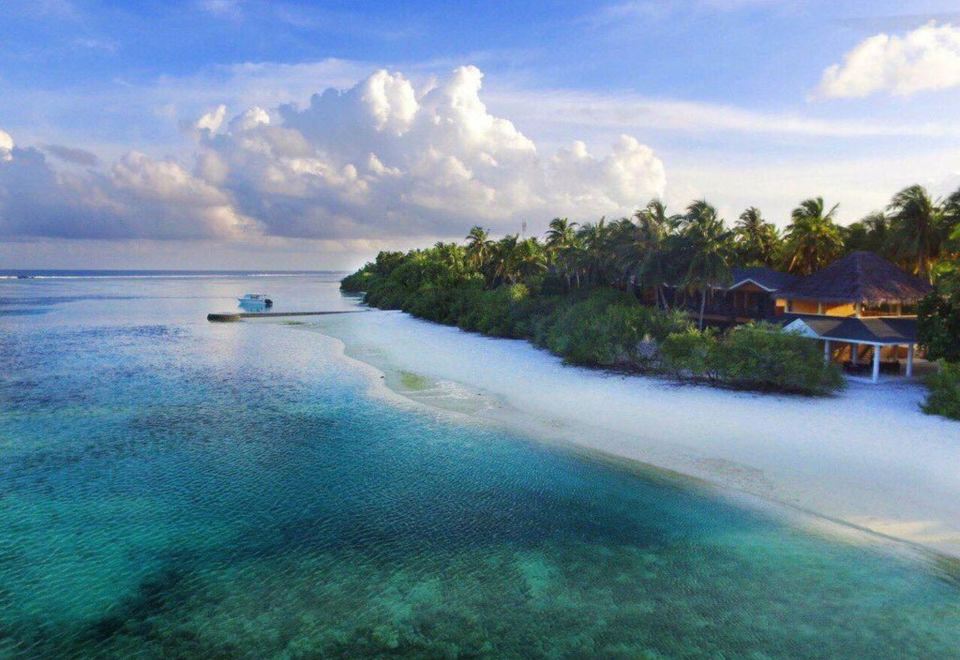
[2, 273, 960, 658]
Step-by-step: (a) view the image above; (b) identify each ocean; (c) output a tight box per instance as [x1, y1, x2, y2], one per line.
[2, 272, 959, 657]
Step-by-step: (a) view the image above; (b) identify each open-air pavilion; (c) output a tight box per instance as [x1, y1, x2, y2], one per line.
[783, 315, 919, 383]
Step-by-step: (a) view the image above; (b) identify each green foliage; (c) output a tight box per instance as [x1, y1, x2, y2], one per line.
[339, 268, 373, 293]
[660, 328, 718, 379]
[541, 289, 687, 368]
[918, 290, 960, 363]
[459, 283, 531, 337]
[923, 361, 960, 420]
[660, 324, 844, 394]
[920, 295, 960, 361]
[734, 207, 781, 267]
[714, 323, 845, 395]
[783, 197, 843, 275]
[340, 192, 888, 397]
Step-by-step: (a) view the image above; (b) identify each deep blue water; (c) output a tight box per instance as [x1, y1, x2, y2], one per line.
[1, 273, 959, 658]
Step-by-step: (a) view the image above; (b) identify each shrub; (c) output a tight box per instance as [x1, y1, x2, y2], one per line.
[714, 323, 845, 395]
[540, 288, 675, 368]
[340, 252, 844, 396]
[923, 361, 960, 421]
[660, 328, 718, 379]
[339, 269, 373, 293]
[474, 284, 530, 337]
[919, 291, 960, 363]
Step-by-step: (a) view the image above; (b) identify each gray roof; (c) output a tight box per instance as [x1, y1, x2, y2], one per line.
[730, 267, 798, 292]
[778, 313, 918, 344]
[775, 251, 932, 304]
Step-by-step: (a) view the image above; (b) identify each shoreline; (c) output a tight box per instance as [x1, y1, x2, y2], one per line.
[284, 307, 960, 559]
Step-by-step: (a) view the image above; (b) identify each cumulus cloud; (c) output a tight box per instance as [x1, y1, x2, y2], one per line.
[817, 22, 960, 99]
[0, 140, 255, 239]
[0, 65, 666, 242]
[194, 104, 228, 133]
[195, 65, 664, 239]
[0, 130, 13, 162]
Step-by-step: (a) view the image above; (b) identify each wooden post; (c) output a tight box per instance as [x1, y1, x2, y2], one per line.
[906, 344, 914, 378]
[872, 344, 881, 383]
[824, 339, 831, 363]
[851, 344, 858, 366]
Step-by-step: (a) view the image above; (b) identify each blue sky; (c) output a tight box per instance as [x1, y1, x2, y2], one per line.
[2, 0, 960, 268]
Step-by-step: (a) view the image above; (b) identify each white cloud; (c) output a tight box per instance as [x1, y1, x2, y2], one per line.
[0, 135, 255, 239]
[0, 66, 666, 242]
[484, 87, 959, 139]
[0, 130, 13, 162]
[194, 104, 227, 133]
[192, 65, 665, 239]
[817, 22, 960, 99]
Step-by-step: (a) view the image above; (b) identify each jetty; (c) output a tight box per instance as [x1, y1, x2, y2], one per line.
[207, 310, 367, 322]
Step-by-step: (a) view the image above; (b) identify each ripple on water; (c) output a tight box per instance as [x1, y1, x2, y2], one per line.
[2, 293, 960, 658]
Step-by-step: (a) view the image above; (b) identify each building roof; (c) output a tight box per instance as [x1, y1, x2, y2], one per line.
[729, 267, 798, 292]
[776, 251, 932, 304]
[780, 313, 918, 344]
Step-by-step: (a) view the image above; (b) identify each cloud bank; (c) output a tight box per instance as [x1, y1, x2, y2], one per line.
[0, 66, 665, 242]
[817, 22, 960, 99]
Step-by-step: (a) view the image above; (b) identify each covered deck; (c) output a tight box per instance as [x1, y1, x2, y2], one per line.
[783, 315, 919, 383]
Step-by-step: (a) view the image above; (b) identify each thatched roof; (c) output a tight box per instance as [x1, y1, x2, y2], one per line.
[776, 251, 932, 304]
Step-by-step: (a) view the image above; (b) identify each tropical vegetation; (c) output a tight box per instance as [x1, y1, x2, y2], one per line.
[343, 184, 960, 403]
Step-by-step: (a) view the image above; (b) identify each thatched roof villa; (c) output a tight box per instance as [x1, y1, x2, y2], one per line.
[653, 251, 934, 383]
[775, 252, 933, 383]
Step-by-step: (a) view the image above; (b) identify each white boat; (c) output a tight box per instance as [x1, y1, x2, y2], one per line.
[238, 293, 273, 309]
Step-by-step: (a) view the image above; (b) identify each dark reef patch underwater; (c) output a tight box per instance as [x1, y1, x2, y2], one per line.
[1, 274, 960, 658]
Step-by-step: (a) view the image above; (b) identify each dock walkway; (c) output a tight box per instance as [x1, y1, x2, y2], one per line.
[207, 310, 367, 322]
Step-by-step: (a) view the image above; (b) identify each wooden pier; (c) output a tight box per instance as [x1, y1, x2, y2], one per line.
[207, 310, 366, 322]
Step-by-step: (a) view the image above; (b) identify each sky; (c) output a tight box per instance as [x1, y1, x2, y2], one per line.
[2, 0, 960, 270]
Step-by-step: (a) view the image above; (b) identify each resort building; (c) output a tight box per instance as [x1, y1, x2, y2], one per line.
[651, 251, 933, 383]
[659, 267, 797, 325]
[774, 251, 933, 383]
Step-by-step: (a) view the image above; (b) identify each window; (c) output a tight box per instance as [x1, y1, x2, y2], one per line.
[861, 302, 899, 317]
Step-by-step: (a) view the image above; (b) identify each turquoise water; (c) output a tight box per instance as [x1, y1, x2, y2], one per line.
[2, 274, 960, 658]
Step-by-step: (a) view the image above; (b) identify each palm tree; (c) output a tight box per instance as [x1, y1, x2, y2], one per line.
[510, 238, 547, 281]
[608, 217, 640, 288]
[576, 218, 613, 286]
[734, 207, 780, 266]
[782, 197, 843, 275]
[635, 199, 681, 234]
[544, 217, 580, 288]
[465, 226, 493, 270]
[491, 234, 520, 284]
[623, 200, 681, 307]
[637, 230, 676, 310]
[945, 188, 960, 253]
[545, 217, 577, 253]
[887, 184, 942, 279]
[432, 241, 461, 266]
[682, 200, 733, 329]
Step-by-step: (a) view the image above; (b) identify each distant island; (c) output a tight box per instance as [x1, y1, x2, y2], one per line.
[343, 186, 960, 419]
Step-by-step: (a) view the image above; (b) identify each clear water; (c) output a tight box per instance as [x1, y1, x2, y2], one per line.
[2, 274, 959, 658]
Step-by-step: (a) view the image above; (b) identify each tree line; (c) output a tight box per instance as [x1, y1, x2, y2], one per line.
[452, 184, 959, 328]
[342, 182, 960, 413]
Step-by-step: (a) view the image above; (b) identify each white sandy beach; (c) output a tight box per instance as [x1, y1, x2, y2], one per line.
[308, 308, 960, 557]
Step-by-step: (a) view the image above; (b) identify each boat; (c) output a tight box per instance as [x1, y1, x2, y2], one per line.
[238, 293, 273, 309]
